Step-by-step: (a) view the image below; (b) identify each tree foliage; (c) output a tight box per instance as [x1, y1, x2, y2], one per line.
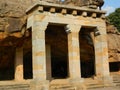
[107, 8, 120, 32]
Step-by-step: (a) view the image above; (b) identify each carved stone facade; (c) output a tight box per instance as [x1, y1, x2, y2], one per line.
[26, 0, 112, 89]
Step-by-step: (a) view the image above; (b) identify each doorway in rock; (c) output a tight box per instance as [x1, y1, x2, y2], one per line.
[79, 27, 95, 78]
[45, 24, 68, 79]
[109, 62, 120, 72]
[23, 29, 33, 79]
[0, 46, 15, 80]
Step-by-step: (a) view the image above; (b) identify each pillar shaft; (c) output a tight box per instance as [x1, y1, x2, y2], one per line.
[67, 24, 81, 79]
[32, 22, 48, 80]
[15, 47, 24, 81]
[95, 27, 112, 83]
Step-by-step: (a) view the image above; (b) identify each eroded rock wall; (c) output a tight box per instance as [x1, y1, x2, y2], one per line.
[107, 24, 120, 62]
[0, 0, 36, 37]
[0, 0, 35, 80]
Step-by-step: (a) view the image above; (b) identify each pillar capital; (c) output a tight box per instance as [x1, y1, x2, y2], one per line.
[65, 24, 81, 33]
[32, 22, 49, 31]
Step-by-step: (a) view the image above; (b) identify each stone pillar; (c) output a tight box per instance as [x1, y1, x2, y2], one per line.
[30, 21, 49, 90]
[32, 22, 48, 80]
[67, 24, 83, 83]
[94, 27, 113, 85]
[15, 47, 24, 81]
[46, 44, 52, 80]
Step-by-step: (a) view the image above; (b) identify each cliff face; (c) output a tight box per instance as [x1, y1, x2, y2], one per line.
[0, 0, 120, 65]
[0, 0, 36, 38]
[0, 0, 34, 73]
[0, 0, 36, 17]
[107, 24, 120, 62]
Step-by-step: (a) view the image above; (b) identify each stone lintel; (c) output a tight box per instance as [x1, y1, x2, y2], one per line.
[26, 1, 106, 18]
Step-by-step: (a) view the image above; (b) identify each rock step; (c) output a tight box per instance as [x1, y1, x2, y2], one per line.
[0, 84, 30, 90]
[113, 77, 120, 79]
[113, 80, 120, 82]
[84, 79, 105, 89]
[50, 84, 76, 90]
[113, 81, 120, 83]
[50, 79, 77, 90]
[111, 73, 120, 86]
[85, 83, 104, 89]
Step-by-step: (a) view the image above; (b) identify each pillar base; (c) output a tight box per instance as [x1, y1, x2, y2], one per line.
[30, 79, 49, 90]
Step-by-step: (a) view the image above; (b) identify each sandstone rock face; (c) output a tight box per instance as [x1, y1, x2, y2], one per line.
[0, 0, 36, 36]
[0, 0, 36, 17]
[0, 0, 34, 68]
[107, 23, 120, 62]
[0, 0, 35, 79]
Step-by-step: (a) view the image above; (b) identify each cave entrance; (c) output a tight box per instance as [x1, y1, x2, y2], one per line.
[109, 62, 120, 72]
[45, 24, 68, 79]
[79, 27, 95, 78]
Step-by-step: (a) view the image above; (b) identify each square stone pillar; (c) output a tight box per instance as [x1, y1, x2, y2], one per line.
[30, 21, 49, 90]
[32, 22, 48, 80]
[94, 27, 113, 85]
[67, 24, 83, 83]
[15, 47, 24, 81]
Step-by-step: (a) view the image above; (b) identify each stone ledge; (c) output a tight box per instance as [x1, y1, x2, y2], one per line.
[30, 80, 49, 90]
[26, 1, 106, 18]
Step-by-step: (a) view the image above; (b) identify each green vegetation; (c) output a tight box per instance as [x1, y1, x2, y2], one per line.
[107, 8, 120, 32]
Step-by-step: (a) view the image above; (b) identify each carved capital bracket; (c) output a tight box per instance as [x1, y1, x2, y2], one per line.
[33, 22, 49, 31]
[65, 24, 81, 33]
